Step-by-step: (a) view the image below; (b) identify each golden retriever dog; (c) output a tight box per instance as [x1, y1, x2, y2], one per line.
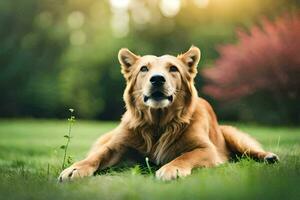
[59, 46, 279, 181]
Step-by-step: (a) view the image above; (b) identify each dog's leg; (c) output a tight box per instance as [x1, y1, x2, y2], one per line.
[220, 125, 279, 163]
[58, 128, 127, 182]
[156, 146, 223, 181]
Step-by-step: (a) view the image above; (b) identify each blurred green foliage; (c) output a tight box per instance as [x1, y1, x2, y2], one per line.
[0, 0, 299, 121]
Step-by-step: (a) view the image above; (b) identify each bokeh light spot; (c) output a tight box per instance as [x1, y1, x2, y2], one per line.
[159, 0, 181, 18]
[68, 11, 85, 29]
[109, 0, 130, 10]
[111, 11, 129, 38]
[194, 0, 210, 8]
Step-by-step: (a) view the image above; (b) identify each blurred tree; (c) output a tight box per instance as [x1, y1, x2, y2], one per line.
[0, 0, 68, 117]
[203, 14, 300, 124]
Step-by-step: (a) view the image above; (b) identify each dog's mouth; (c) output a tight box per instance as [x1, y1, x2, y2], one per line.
[144, 91, 173, 102]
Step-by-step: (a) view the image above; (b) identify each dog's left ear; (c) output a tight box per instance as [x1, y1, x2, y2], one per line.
[178, 46, 201, 74]
[118, 48, 139, 74]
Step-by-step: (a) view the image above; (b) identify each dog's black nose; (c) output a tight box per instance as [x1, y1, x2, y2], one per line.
[150, 75, 165, 87]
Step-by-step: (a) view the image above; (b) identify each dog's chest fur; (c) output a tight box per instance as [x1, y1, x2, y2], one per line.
[129, 123, 195, 165]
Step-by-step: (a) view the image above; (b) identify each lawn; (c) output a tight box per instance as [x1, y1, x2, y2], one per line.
[0, 119, 299, 200]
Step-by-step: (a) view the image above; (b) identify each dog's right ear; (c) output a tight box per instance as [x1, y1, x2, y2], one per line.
[118, 48, 139, 74]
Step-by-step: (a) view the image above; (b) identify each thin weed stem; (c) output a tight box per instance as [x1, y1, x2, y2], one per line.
[61, 109, 75, 170]
[145, 157, 153, 176]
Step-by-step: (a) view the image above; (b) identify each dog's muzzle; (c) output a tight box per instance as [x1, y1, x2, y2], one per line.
[143, 91, 173, 103]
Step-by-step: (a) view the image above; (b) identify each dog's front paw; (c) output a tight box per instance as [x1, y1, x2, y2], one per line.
[156, 164, 191, 181]
[264, 152, 279, 164]
[58, 162, 97, 182]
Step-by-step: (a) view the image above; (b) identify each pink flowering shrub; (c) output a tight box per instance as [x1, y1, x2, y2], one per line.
[203, 14, 300, 124]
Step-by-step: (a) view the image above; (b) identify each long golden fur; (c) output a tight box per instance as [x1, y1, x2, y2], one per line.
[59, 46, 279, 181]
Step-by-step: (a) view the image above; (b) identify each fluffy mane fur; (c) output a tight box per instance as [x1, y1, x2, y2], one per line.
[121, 64, 198, 164]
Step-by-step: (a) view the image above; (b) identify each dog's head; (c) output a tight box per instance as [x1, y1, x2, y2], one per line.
[118, 46, 201, 110]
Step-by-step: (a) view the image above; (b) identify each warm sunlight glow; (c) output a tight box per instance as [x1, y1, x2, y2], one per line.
[109, 0, 130, 10]
[109, 0, 130, 38]
[131, 1, 151, 25]
[194, 0, 210, 8]
[159, 0, 181, 18]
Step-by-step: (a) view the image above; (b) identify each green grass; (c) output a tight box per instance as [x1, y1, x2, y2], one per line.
[0, 120, 299, 200]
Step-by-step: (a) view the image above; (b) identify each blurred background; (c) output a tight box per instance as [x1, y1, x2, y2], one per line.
[0, 0, 299, 124]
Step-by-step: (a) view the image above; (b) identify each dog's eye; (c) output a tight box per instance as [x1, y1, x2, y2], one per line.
[140, 66, 148, 72]
[169, 65, 178, 72]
